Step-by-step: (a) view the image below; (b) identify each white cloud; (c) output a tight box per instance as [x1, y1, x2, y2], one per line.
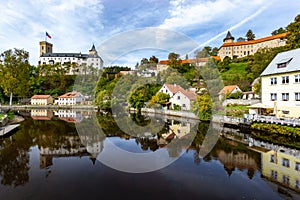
[159, 0, 270, 30]
[0, 0, 104, 65]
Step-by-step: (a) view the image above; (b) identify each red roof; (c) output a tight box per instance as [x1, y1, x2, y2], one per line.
[158, 58, 209, 65]
[58, 92, 81, 99]
[221, 33, 287, 47]
[180, 90, 197, 101]
[31, 95, 51, 99]
[164, 84, 186, 94]
[218, 85, 240, 94]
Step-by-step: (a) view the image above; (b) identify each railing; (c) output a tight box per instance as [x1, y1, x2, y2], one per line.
[248, 114, 300, 127]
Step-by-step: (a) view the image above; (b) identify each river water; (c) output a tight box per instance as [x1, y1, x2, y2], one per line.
[0, 109, 299, 200]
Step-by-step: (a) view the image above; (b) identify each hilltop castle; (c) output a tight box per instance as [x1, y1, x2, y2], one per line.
[217, 31, 287, 60]
[39, 41, 104, 72]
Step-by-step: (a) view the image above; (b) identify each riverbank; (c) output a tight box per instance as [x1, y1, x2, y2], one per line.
[0, 104, 96, 110]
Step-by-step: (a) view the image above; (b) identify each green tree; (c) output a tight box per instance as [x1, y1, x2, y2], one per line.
[286, 14, 300, 49]
[168, 52, 181, 69]
[0, 49, 31, 103]
[148, 92, 170, 107]
[197, 46, 211, 58]
[246, 29, 255, 41]
[271, 27, 287, 35]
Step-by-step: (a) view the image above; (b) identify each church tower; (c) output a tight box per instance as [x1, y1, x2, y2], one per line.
[39, 41, 53, 56]
[89, 44, 97, 55]
[223, 31, 235, 43]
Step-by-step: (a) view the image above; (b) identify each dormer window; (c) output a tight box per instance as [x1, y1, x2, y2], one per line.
[277, 57, 292, 68]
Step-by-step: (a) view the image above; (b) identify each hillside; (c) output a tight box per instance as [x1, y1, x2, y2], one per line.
[220, 62, 250, 91]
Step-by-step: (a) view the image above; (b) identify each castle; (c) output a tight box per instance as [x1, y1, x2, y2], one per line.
[39, 41, 104, 73]
[218, 31, 287, 60]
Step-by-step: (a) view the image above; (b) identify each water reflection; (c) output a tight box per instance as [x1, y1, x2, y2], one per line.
[0, 110, 299, 199]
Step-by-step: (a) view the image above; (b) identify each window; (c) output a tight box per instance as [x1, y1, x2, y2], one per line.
[271, 170, 277, 180]
[270, 155, 275, 163]
[282, 158, 290, 167]
[277, 58, 292, 68]
[282, 76, 289, 84]
[282, 93, 289, 101]
[295, 93, 300, 101]
[270, 93, 277, 101]
[295, 74, 300, 83]
[295, 162, 300, 171]
[296, 180, 300, 189]
[283, 175, 290, 185]
[270, 77, 277, 85]
[177, 96, 180, 100]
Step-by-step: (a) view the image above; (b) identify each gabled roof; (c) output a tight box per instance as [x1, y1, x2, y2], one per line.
[260, 48, 300, 76]
[218, 85, 240, 94]
[221, 32, 287, 47]
[164, 84, 185, 94]
[176, 90, 198, 101]
[31, 95, 52, 99]
[58, 92, 82, 98]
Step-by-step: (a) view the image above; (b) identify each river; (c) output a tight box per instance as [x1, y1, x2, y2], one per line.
[0, 109, 299, 200]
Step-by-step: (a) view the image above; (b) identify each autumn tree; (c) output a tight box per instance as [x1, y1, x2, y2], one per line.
[246, 29, 255, 41]
[286, 14, 300, 49]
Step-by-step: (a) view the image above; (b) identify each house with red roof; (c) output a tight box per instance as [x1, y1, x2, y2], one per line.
[218, 85, 242, 100]
[158, 84, 198, 111]
[31, 95, 54, 105]
[56, 91, 85, 105]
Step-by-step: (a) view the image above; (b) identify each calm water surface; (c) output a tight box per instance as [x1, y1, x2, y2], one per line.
[0, 110, 299, 200]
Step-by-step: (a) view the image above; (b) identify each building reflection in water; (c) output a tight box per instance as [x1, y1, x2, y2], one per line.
[260, 149, 300, 192]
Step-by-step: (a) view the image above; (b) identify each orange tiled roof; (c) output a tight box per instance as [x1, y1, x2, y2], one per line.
[164, 84, 186, 94]
[181, 90, 197, 101]
[221, 33, 287, 47]
[58, 92, 81, 98]
[158, 58, 208, 65]
[31, 95, 51, 99]
[212, 56, 221, 60]
[218, 85, 239, 94]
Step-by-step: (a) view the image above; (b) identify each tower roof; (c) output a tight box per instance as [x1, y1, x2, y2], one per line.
[90, 44, 96, 51]
[223, 31, 235, 42]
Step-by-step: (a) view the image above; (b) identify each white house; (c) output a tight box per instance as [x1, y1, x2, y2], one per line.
[259, 48, 300, 118]
[158, 84, 197, 111]
[56, 92, 85, 106]
[31, 95, 54, 105]
[218, 85, 242, 100]
[170, 90, 197, 110]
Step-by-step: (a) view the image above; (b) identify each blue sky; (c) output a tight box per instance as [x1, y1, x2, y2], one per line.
[0, 0, 299, 67]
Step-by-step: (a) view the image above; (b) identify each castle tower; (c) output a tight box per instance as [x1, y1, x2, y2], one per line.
[89, 44, 97, 55]
[223, 31, 235, 43]
[39, 41, 53, 56]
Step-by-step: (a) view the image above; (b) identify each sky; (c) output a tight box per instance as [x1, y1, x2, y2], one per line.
[0, 0, 299, 67]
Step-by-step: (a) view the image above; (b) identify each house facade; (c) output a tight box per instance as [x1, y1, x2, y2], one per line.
[170, 90, 197, 110]
[39, 42, 104, 72]
[218, 31, 287, 61]
[260, 48, 300, 118]
[31, 95, 54, 105]
[158, 84, 197, 111]
[218, 85, 242, 101]
[56, 92, 85, 106]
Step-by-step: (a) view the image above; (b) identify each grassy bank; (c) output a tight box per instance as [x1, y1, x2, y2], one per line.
[251, 123, 300, 149]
